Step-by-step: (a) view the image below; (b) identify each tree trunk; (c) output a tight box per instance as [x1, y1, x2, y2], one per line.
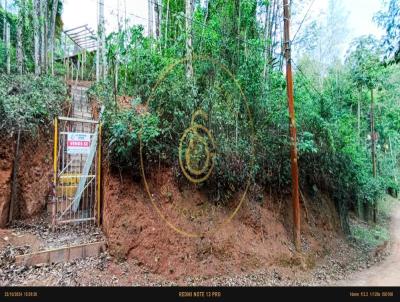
[101, 0, 106, 79]
[185, 0, 194, 79]
[371, 88, 377, 223]
[263, 0, 272, 80]
[148, 0, 153, 38]
[40, 0, 47, 73]
[44, 0, 48, 73]
[199, 0, 209, 52]
[6, 21, 10, 74]
[3, 0, 10, 74]
[16, 0, 25, 74]
[358, 88, 361, 142]
[33, 0, 41, 75]
[154, 0, 161, 39]
[49, 0, 59, 76]
[164, 0, 170, 49]
[96, 0, 105, 81]
[2, 0, 6, 42]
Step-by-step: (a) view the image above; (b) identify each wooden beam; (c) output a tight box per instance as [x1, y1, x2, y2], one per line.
[15, 241, 106, 267]
[64, 24, 88, 33]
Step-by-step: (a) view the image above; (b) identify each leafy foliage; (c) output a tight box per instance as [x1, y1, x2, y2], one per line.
[375, 0, 400, 63]
[84, 1, 400, 228]
[0, 74, 67, 134]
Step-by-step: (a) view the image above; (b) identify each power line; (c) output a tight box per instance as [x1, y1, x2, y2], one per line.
[87, 0, 150, 24]
[291, 59, 326, 101]
[291, 0, 316, 44]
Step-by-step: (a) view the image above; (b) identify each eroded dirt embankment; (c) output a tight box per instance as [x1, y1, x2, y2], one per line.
[102, 166, 345, 280]
[0, 131, 54, 227]
[0, 135, 14, 226]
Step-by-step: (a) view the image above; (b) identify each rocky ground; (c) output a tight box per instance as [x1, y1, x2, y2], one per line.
[0, 206, 392, 287]
[0, 229, 388, 286]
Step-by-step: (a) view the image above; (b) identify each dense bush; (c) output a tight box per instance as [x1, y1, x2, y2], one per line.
[0, 74, 67, 134]
[86, 1, 400, 230]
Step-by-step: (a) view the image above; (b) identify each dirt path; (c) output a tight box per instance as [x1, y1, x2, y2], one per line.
[335, 205, 400, 286]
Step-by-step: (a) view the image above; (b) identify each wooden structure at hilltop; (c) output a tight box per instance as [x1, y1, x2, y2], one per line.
[63, 24, 97, 58]
[61, 25, 96, 81]
[62, 0, 106, 82]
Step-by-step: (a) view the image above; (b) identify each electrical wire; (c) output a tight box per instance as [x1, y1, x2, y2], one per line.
[291, 0, 316, 44]
[291, 59, 326, 101]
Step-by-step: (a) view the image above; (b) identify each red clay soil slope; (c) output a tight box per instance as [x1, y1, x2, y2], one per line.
[0, 131, 54, 226]
[0, 135, 14, 227]
[103, 166, 342, 280]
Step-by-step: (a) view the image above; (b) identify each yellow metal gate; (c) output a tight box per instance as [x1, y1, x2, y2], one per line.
[52, 116, 101, 227]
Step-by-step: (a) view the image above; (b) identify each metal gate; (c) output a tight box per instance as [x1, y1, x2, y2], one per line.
[52, 116, 101, 227]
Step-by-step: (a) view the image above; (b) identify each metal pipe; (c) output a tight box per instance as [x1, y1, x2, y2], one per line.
[97, 123, 102, 226]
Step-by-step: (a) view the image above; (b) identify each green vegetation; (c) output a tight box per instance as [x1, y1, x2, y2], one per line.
[351, 223, 390, 248]
[1, 0, 400, 234]
[0, 74, 67, 133]
[86, 0, 400, 232]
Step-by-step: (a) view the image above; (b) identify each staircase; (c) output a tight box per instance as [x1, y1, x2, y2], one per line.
[50, 84, 100, 226]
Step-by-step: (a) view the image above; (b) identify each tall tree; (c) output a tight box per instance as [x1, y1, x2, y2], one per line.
[4, 0, 10, 74]
[148, 0, 153, 38]
[346, 36, 384, 222]
[40, 0, 49, 73]
[163, 0, 170, 49]
[16, 0, 25, 74]
[5, 16, 10, 74]
[185, 0, 193, 79]
[154, 0, 161, 39]
[96, 0, 106, 81]
[295, 0, 349, 82]
[2, 0, 6, 42]
[33, 0, 41, 75]
[49, 0, 59, 75]
[375, 0, 400, 63]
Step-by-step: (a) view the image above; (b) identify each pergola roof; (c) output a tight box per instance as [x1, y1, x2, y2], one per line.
[63, 24, 97, 57]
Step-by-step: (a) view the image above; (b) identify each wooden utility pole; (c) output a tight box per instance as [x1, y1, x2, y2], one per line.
[283, 0, 301, 251]
[371, 88, 377, 223]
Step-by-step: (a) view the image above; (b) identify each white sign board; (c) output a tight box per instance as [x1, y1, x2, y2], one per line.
[67, 133, 91, 155]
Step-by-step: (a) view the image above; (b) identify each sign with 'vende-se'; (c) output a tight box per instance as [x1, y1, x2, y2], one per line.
[67, 133, 91, 155]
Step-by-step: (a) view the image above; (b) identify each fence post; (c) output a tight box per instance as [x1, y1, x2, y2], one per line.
[97, 123, 102, 226]
[52, 117, 58, 231]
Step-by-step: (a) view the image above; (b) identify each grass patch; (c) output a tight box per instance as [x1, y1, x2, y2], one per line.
[350, 223, 390, 248]
[378, 195, 399, 219]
